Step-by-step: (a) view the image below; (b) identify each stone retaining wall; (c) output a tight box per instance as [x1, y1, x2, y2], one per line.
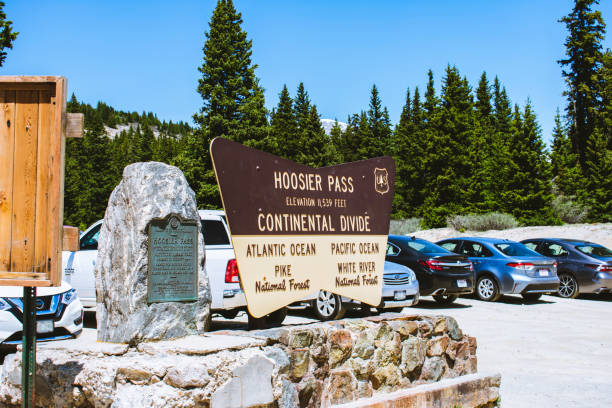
[0, 314, 497, 407]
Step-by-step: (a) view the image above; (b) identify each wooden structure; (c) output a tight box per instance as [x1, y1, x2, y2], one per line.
[0, 76, 82, 287]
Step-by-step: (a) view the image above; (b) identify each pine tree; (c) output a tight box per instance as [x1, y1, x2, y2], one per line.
[0, 2, 17, 67]
[139, 125, 155, 162]
[502, 101, 558, 225]
[297, 105, 335, 167]
[423, 70, 438, 123]
[550, 108, 581, 196]
[422, 66, 475, 227]
[191, 0, 268, 207]
[581, 128, 612, 221]
[558, 0, 606, 166]
[269, 85, 298, 159]
[362, 85, 392, 158]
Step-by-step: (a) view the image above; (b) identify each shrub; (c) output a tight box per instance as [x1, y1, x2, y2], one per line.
[551, 194, 589, 224]
[447, 213, 519, 231]
[389, 218, 423, 235]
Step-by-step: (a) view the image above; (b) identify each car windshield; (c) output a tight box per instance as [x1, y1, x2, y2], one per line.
[494, 243, 537, 257]
[575, 245, 612, 258]
[405, 240, 450, 255]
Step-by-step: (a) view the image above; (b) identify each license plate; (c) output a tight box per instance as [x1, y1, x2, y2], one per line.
[37, 320, 54, 334]
[394, 290, 406, 301]
[457, 279, 467, 288]
[538, 269, 549, 277]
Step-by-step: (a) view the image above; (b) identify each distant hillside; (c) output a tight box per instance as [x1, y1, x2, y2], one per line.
[320, 119, 347, 135]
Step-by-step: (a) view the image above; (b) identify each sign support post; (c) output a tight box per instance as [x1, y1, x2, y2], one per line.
[22, 286, 36, 408]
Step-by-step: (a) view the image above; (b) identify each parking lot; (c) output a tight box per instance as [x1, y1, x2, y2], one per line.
[26, 292, 612, 407]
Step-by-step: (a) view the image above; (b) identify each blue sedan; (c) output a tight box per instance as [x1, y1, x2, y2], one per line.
[436, 237, 559, 302]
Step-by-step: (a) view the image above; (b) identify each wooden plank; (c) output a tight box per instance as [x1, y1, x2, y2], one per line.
[0, 83, 55, 92]
[0, 278, 52, 287]
[0, 76, 64, 84]
[0, 272, 49, 279]
[62, 226, 79, 251]
[0, 90, 16, 272]
[66, 113, 83, 138]
[48, 77, 66, 286]
[11, 90, 39, 273]
[34, 90, 52, 274]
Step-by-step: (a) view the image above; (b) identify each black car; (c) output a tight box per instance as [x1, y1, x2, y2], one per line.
[521, 238, 612, 298]
[386, 235, 474, 304]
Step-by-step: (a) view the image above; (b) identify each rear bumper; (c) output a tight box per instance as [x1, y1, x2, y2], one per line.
[419, 274, 474, 296]
[507, 274, 560, 294]
[584, 272, 612, 294]
[220, 289, 247, 309]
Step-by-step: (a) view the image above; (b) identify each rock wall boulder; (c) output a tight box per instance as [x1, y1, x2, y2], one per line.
[95, 162, 211, 343]
[0, 315, 498, 408]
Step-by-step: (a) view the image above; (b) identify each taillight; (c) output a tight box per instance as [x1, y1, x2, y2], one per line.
[506, 262, 534, 270]
[418, 259, 444, 270]
[597, 265, 612, 273]
[225, 259, 240, 283]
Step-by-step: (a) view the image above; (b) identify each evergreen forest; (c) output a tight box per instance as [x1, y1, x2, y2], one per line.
[62, 0, 611, 230]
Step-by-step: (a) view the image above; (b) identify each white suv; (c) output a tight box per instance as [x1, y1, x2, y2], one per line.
[61, 210, 246, 318]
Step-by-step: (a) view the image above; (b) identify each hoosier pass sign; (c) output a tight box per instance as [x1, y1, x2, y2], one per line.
[210, 138, 395, 318]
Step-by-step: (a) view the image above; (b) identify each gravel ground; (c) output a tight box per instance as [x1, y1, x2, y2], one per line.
[411, 223, 612, 249]
[409, 294, 612, 408]
[26, 292, 612, 407]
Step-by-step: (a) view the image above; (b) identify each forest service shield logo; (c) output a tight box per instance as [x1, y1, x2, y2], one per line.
[374, 168, 389, 194]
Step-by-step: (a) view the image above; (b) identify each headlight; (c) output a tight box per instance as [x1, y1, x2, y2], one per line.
[0, 298, 11, 311]
[61, 289, 77, 305]
[408, 269, 417, 283]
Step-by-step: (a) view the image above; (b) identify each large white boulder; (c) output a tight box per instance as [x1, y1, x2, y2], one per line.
[95, 162, 211, 343]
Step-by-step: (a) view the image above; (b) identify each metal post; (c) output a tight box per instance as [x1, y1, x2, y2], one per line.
[22, 286, 36, 408]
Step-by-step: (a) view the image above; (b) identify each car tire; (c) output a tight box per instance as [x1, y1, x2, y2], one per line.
[360, 302, 373, 316]
[522, 293, 542, 302]
[432, 294, 458, 304]
[219, 309, 239, 320]
[266, 307, 287, 327]
[557, 273, 579, 299]
[476, 275, 501, 302]
[313, 290, 346, 321]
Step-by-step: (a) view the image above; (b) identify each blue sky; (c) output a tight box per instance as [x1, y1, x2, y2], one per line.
[3, 1, 611, 144]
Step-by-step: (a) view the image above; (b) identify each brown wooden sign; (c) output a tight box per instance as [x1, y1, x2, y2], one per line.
[210, 137, 395, 317]
[0, 76, 71, 287]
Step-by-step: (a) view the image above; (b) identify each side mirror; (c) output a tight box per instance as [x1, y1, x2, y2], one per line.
[62, 226, 80, 252]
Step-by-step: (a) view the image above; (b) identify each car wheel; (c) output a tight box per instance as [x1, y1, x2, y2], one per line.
[313, 290, 346, 321]
[558, 273, 579, 299]
[476, 275, 501, 302]
[522, 293, 542, 302]
[432, 294, 458, 304]
[219, 309, 239, 319]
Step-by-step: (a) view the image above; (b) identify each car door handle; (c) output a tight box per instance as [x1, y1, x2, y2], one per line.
[472, 261, 481, 264]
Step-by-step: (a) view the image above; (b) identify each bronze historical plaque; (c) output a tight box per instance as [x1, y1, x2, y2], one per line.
[147, 215, 198, 303]
[210, 137, 395, 317]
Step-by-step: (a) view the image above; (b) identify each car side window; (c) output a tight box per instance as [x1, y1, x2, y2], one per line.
[460, 241, 491, 257]
[80, 224, 101, 250]
[460, 241, 480, 257]
[202, 220, 231, 245]
[386, 243, 400, 256]
[523, 241, 538, 252]
[543, 242, 568, 257]
[440, 241, 459, 253]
